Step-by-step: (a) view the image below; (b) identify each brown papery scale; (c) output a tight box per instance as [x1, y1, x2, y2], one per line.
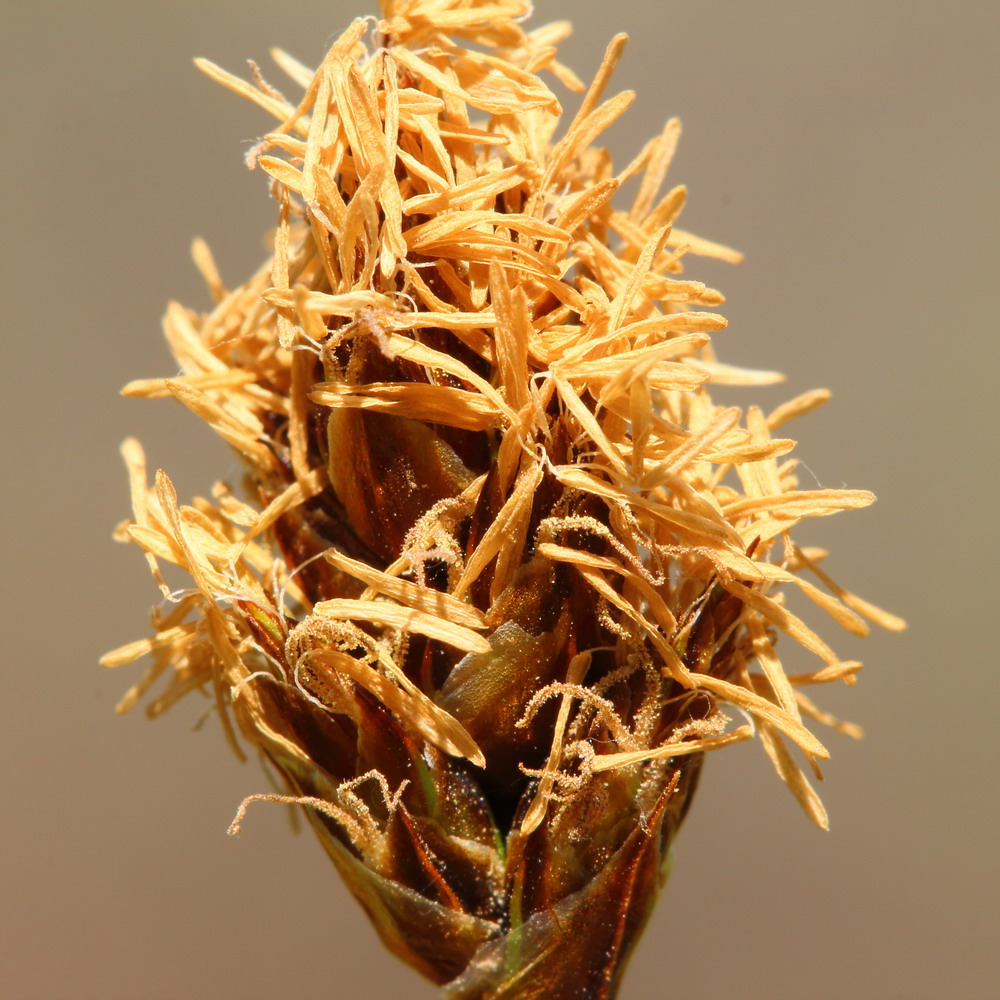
[105, 2, 904, 996]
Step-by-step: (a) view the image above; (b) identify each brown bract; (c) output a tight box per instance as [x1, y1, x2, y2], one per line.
[106, 1, 903, 996]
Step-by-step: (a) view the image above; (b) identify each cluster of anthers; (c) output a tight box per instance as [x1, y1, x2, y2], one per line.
[104, 1, 902, 994]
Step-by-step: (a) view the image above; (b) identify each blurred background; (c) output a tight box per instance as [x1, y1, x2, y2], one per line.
[2, 2, 996, 997]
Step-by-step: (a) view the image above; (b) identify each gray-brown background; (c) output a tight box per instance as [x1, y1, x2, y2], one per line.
[3, 2, 996, 997]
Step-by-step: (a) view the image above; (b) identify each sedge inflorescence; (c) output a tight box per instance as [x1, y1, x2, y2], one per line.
[105, 1, 902, 995]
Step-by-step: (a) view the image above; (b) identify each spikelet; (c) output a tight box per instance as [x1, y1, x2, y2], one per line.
[105, 2, 903, 995]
